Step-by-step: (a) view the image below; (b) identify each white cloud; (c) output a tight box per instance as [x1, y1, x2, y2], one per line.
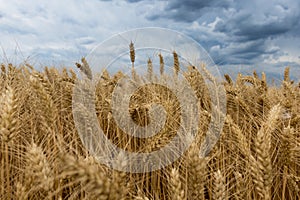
[0, 0, 299, 81]
[0, 0, 155, 66]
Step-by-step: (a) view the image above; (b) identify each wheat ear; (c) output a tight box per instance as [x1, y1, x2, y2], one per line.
[253, 104, 281, 199]
[173, 51, 180, 77]
[213, 170, 226, 200]
[159, 53, 164, 76]
[170, 168, 185, 200]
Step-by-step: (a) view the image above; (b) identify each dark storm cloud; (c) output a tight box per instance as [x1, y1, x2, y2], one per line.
[214, 10, 300, 42]
[210, 39, 282, 65]
[140, 0, 300, 68]
[147, 0, 231, 22]
[126, 0, 145, 2]
[212, 1, 300, 65]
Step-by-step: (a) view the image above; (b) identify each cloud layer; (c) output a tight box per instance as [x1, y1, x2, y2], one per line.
[0, 0, 299, 79]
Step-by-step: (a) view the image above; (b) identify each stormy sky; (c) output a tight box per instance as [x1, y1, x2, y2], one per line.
[0, 0, 299, 80]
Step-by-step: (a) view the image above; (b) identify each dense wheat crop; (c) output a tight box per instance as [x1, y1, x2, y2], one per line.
[0, 50, 299, 199]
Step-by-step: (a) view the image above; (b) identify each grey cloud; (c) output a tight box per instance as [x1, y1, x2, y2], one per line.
[147, 0, 231, 22]
[165, 0, 231, 10]
[214, 11, 300, 42]
[0, 24, 36, 35]
[167, 0, 230, 17]
[143, 0, 300, 68]
[126, 0, 145, 2]
[208, 38, 282, 66]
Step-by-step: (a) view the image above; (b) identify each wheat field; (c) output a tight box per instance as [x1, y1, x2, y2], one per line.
[0, 48, 299, 199]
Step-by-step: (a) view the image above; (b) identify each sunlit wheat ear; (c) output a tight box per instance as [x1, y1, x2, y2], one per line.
[134, 196, 152, 200]
[234, 172, 246, 200]
[187, 143, 207, 200]
[213, 170, 226, 200]
[235, 73, 243, 87]
[134, 195, 152, 200]
[199, 63, 211, 80]
[44, 66, 56, 83]
[0, 86, 19, 144]
[60, 155, 111, 199]
[284, 66, 290, 82]
[31, 70, 54, 96]
[16, 182, 28, 200]
[110, 153, 129, 200]
[253, 70, 259, 80]
[261, 72, 267, 91]
[253, 104, 281, 200]
[1, 63, 6, 80]
[29, 73, 58, 130]
[280, 126, 295, 165]
[170, 168, 185, 200]
[69, 67, 77, 80]
[100, 69, 110, 81]
[241, 75, 256, 86]
[25, 142, 53, 191]
[225, 115, 251, 158]
[135, 189, 153, 200]
[147, 58, 153, 80]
